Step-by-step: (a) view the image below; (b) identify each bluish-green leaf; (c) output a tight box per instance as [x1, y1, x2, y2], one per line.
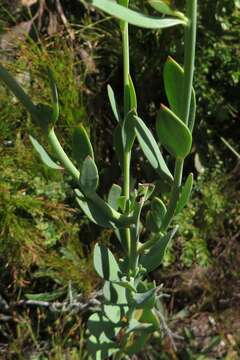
[29, 135, 62, 170]
[148, 0, 175, 15]
[156, 105, 192, 159]
[107, 84, 120, 123]
[103, 281, 128, 304]
[75, 189, 115, 228]
[125, 319, 152, 335]
[175, 173, 193, 214]
[163, 57, 196, 130]
[113, 123, 124, 167]
[140, 227, 178, 273]
[79, 156, 99, 193]
[90, 0, 186, 28]
[107, 184, 122, 210]
[87, 313, 120, 359]
[146, 197, 167, 232]
[93, 243, 121, 281]
[103, 304, 125, 324]
[0, 63, 37, 118]
[72, 125, 94, 168]
[47, 68, 59, 124]
[134, 115, 173, 182]
[128, 74, 137, 110]
[134, 288, 156, 307]
[122, 110, 136, 152]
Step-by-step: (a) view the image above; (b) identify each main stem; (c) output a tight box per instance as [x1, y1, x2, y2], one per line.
[122, 17, 132, 269]
[161, 0, 197, 232]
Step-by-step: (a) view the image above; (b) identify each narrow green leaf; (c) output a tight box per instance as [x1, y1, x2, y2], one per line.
[189, 88, 196, 132]
[72, 125, 94, 168]
[146, 197, 166, 233]
[175, 173, 193, 214]
[93, 243, 121, 281]
[156, 104, 192, 158]
[113, 123, 124, 167]
[125, 319, 152, 334]
[134, 288, 156, 307]
[122, 110, 136, 152]
[148, 0, 174, 15]
[107, 84, 120, 123]
[47, 68, 59, 124]
[80, 156, 99, 193]
[29, 135, 62, 170]
[140, 227, 178, 273]
[134, 115, 173, 183]
[90, 0, 186, 29]
[163, 56, 196, 129]
[0, 63, 37, 118]
[151, 197, 166, 217]
[108, 184, 122, 210]
[103, 281, 128, 305]
[75, 190, 115, 228]
[128, 74, 137, 110]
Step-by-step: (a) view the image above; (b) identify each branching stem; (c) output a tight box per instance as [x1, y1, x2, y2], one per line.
[161, 0, 197, 233]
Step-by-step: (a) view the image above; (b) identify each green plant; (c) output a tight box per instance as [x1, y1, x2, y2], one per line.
[0, 0, 198, 358]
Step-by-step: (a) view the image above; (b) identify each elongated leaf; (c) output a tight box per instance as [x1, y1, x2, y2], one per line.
[125, 319, 152, 335]
[72, 125, 94, 168]
[47, 69, 59, 124]
[128, 74, 137, 110]
[134, 115, 173, 182]
[140, 227, 178, 273]
[175, 173, 193, 214]
[87, 313, 120, 359]
[0, 64, 37, 118]
[113, 123, 124, 167]
[148, 0, 175, 15]
[103, 304, 124, 324]
[90, 0, 186, 28]
[75, 189, 115, 228]
[107, 84, 120, 123]
[108, 184, 122, 210]
[103, 281, 128, 304]
[80, 156, 99, 193]
[156, 104, 192, 159]
[93, 243, 121, 281]
[29, 135, 62, 170]
[163, 57, 196, 129]
[122, 110, 136, 152]
[134, 288, 156, 307]
[146, 197, 166, 233]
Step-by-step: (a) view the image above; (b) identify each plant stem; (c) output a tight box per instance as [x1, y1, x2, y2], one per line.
[48, 128, 80, 181]
[121, 14, 132, 267]
[161, 0, 197, 232]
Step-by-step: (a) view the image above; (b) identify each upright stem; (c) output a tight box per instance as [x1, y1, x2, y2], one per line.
[121, 10, 132, 269]
[161, 0, 197, 232]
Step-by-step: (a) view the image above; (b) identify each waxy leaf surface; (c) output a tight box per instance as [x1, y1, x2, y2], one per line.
[80, 156, 99, 193]
[93, 243, 121, 281]
[107, 84, 120, 123]
[156, 105, 192, 159]
[90, 0, 185, 29]
[163, 57, 196, 129]
[72, 125, 94, 168]
[175, 173, 193, 214]
[29, 135, 62, 170]
[140, 227, 178, 272]
[134, 115, 173, 182]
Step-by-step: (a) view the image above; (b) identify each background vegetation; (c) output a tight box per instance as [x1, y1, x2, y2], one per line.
[0, 0, 239, 359]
